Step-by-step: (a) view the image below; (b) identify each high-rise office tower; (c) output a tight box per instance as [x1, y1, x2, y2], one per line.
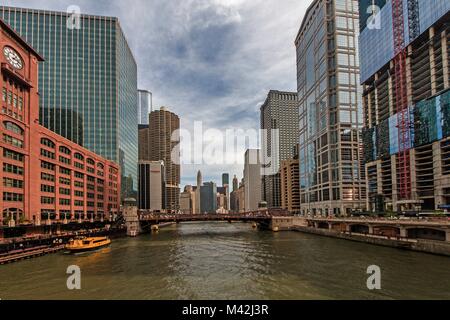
[244, 149, 262, 212]
[295, 0, 366, 216]
[222, 173, 229, 187]
[200, 182, 217, 214]
[359, 0, 450, 212]
[0, 6, 139, 200]
[141, 107, 180, 211]
[138, 161, 165, 211]
[232, 175, 239, 192]
[138, 89, 152, 125]
[281, 146, 300, 214]
[260, 90, 299, 208]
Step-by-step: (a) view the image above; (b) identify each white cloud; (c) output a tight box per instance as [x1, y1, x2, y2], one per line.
[3, 0, 311, 185]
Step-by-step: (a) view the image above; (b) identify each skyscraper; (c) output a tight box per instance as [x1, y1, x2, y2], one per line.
[138, 89, 152, 125]
[0, 6, 139, 199]
[359, 0, 450, 212]
[260, 90, 299, 208]
[138, 161, 165, 211]
[141, 107, 180, 211]
[200, 182, 217, 214]
[232, 175, 239, 192]
[295, 0, 366, 217]
[222, 173, 229, 187]
[244, 149, 262, 212]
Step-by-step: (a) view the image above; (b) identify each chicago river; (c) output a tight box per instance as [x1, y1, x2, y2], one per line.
[1, 222, 449, 300]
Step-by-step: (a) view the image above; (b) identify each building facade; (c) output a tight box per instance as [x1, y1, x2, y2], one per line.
[200, 182, 217, 214]
[0, 20, 120, 225]
[140, 107, 180, 211]
[138, 161, 165, 211]
[359, 0, 450, 212]
[260, 90, 299, 209]
[180, 185, 196, 214]
[138, 89, 152, 125]
[244, 149, 262, 212]
[280, 158, 300, 214]
[295, 0, 366, 216]
[0, 6, 139, 200]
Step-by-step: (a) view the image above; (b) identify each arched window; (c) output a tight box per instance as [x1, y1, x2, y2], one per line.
[87, 158, 95, 165]
[97, 163, 105, 169]
[74, 152, 84, 161]
[41, 138, 55, 149]
[3, 121, 24, 136]
[59, 146, 71, 155]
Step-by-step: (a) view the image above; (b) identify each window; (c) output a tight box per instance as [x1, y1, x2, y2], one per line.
[75, 190, 84, 197]
[2, 87, 6, 101]
[59, 156, 71, 165]
[41, 173, 55, 182]
[59, 146, 71, 155]
[74, 153, 84, 161]
[60, 199, 70, 206]
[60, 167, 71, 175]
[41, 197, 55, 204]
[74, 171, 84, 179]
[3, 149, 24, 162]
[3, 177, 23, 188]
[41, 138, 55, 149]
[87, 158, 95, 165]
[59, 177, 71, 185]
[74, 200, 84, 207]
[41, 161, 55, 171]
[41, 148, 56, 159]
[3, 121, 24, 135]
[60, 188, 71, 195]
[3, 134, 23, 148]
[74, 181, 84, 188]
[3, 163, 24, 175]
[74, 162, 84, 169]
[3, 192, 23, 202]
[41, 185, 55, 193]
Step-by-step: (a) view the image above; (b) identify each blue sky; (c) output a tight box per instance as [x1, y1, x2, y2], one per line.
[2, 0, 310, 186]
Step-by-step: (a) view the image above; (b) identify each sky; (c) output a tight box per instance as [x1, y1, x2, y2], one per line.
[2, 0, 310, 187]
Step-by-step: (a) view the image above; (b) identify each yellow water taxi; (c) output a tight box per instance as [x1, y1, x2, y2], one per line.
[65, 236, 111, 253]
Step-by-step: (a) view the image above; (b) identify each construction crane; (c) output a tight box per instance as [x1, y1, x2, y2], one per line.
[391, 0, 412, 200]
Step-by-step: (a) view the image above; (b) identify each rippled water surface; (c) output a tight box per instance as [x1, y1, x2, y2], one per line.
[1, 222, 450, 300]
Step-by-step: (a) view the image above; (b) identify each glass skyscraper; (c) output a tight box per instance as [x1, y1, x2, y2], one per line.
[138, 89, 152, 125]
[0, 6, 138, 199]
[295, 0, 366, 216]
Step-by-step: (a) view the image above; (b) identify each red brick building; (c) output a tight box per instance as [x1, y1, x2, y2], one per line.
[0, 20, 120, 226]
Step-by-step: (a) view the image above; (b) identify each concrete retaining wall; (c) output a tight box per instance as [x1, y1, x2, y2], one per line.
[293, 226, 450, 257]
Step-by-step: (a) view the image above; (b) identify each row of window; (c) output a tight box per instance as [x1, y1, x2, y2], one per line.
[3, 192, 23, 202]
[3, 177, 24, 188]
[3, 134, 23, 148]
[1, 107, 23, 121]
[2, 87, 24, 110]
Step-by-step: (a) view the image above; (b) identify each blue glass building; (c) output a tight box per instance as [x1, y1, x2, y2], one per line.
[359, 0, 450, 212]
[0, 6, 138, 199]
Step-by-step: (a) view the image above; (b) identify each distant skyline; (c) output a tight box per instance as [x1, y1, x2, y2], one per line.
[0, 0, 310, 186]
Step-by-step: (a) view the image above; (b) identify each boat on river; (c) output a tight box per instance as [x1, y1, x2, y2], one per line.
[65, 237, 111, 253]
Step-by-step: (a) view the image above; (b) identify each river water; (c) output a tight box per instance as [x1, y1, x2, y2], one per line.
[0, 222, 449, 300]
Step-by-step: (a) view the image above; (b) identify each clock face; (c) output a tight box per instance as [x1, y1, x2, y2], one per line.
[3, 46, 23, 70]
